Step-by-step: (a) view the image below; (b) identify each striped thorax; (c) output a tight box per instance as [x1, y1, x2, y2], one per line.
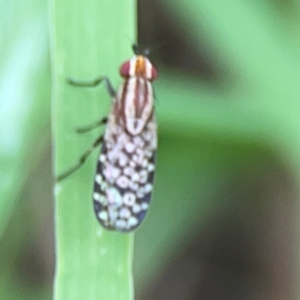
[93, 54, 158, 232]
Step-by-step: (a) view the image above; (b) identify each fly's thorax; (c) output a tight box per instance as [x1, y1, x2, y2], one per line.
[114, 77, 154, 135]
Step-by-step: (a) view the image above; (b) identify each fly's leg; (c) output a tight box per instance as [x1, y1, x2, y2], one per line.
[68, 76, 116, 97]
[57, 76, 115, 181]
[56, 135, 103, 182]
[67, 76, 114, 133]
[76, 117, 108, 134]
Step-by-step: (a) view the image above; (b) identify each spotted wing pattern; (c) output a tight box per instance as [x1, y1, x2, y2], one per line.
[93, 115, 157, 232]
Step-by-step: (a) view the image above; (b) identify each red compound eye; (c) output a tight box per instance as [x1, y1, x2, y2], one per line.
[120, 61, 130, 77]
[151, 66, 158, 81]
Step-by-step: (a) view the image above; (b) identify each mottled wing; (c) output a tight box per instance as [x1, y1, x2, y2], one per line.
[93, 117, 157, 232]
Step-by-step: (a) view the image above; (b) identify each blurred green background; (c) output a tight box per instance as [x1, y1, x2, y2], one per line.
[1, 0, 300, 299]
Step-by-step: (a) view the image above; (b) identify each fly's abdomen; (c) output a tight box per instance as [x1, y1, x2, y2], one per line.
[93, 119, 157, 232]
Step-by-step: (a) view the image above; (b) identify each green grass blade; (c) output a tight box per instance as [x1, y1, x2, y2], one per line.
[163, 0, 300, 113]
[49, 0, 136, 299]
[0, 0, 49, 237]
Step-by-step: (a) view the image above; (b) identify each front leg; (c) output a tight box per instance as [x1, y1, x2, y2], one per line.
[67, 76, 116, 98]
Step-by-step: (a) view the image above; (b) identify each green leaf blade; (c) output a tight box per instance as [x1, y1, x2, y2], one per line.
[49, 0, 136, 299]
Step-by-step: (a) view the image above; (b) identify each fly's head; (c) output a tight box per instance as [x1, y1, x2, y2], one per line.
[119, 47, 157, 81]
